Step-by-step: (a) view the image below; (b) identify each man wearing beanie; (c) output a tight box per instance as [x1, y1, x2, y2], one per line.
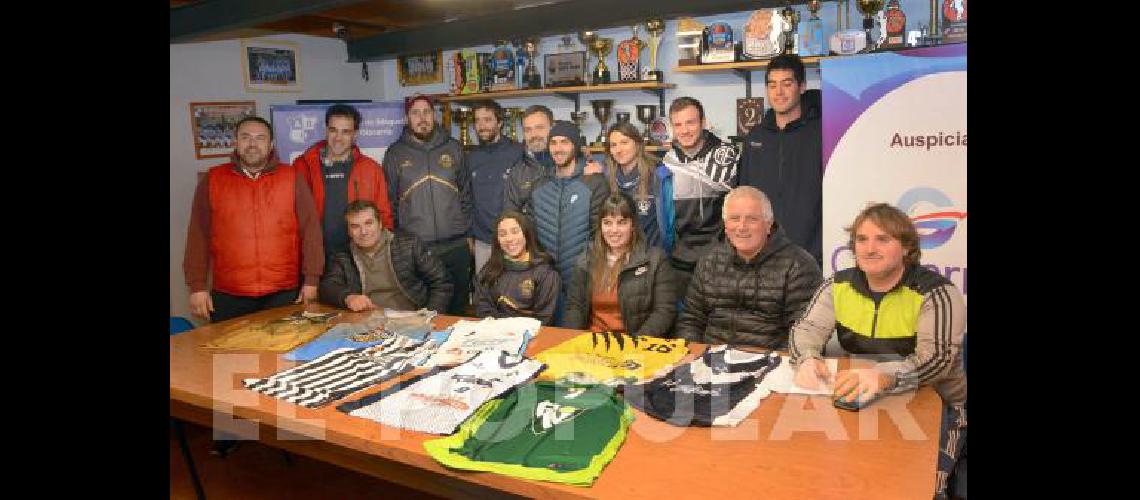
[382, 94, 474, 315]
[526, 120, 609, 325]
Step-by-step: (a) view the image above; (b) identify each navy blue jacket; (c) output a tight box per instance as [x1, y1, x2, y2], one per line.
[530, 156, 609, 288]
[468, 136, 525, 243]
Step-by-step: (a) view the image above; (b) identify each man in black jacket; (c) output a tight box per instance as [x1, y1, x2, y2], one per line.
[319, 200, 453, 312]
[675, 186, 821, 348]
[737, 54, 823, 266]
[468, 100, 525, 274]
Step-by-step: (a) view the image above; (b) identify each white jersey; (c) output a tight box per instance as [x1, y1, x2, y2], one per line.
[344, 349, 544, 435]
[242, 335, 437, 409]
[421, 317, 541, 368]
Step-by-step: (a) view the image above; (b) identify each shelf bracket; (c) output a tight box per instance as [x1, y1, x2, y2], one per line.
[733, 68, 753, 99]
[640, 87, 667, 116]
[553, 92, 580, 112]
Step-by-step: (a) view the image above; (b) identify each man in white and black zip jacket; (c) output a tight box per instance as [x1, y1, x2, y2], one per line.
[661, 96, 740, 300]
[382, 95, 473, 315]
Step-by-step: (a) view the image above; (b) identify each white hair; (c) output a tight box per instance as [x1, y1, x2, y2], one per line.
[722, 185, 774, 222]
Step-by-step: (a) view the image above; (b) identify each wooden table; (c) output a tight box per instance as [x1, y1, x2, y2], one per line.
[170, 305, 944, 499]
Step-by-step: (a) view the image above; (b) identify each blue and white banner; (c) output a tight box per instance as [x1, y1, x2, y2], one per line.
[270, 102, 406, 166]
[822, 44, 967, 299]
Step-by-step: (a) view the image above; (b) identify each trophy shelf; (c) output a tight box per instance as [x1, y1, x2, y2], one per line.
[672, 56, 825, 99]
[438, 82, 676, 114]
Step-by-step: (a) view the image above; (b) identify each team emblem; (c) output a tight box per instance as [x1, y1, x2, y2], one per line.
[532, 401, 583, 435]
[519, 279, 535, 299]
[712, 147, 736, 166]
[637, 199, 651, 215]
[439, 153, 454, 168]
[400, 158, 413, 169]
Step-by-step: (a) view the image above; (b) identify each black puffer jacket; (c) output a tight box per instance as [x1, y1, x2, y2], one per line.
[675, 223, 821, 348]
[474, 253, 561, 325]
[563, 243, 677, 336]
[318, 230, 454, 312]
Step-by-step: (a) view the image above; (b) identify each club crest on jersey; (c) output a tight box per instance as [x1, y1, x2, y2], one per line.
[439, 153, 454, 168]
[712, 147, 736, 166]
[635, 266, 648, 276]
[519, 279, 535, 299]
[637, 198, 651, 215]
[400, 158, 413, 169]
[531, 400, 583, 435]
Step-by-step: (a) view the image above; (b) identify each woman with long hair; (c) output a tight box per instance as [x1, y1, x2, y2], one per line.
[604, 122, 673, 252]
[563, 193, 676, 335]
[474, 210, 561, 325]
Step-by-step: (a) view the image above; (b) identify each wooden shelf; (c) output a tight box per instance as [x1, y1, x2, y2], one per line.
[438, 82, 677, 102]
[673, 56, 826, 73]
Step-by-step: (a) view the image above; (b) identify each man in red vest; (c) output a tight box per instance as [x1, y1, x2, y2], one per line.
[183, 116, 324, 323]
[292, 104, 394, 257]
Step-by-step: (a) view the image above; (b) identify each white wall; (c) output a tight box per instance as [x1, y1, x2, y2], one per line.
[170, 34, 381, 323]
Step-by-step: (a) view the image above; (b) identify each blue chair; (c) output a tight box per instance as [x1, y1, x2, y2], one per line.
[170, 317, 195, 336]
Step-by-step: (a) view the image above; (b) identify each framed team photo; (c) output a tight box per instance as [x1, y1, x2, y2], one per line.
[188, 101, 256, 159]
[242, 39, 302, 92]
[397, 50, 443, 87]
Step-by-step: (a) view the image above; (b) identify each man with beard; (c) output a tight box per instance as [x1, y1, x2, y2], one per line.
[382, 95, 473, 315]
[504, 105, 603, 217]
[293, 104, 394, 258]
[466, 100, 525, 273]
[183, 116, 324, 324]
[526, 121, 609, 325]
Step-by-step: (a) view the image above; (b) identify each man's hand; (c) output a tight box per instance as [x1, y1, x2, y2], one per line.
[344, 294, 376, 312]
[793, 357, 833, 390]
[583, 158, 604, 176]
[295, 285, 318, 305]
[189, 291, 214, 319]
[833, 367, 894, 404]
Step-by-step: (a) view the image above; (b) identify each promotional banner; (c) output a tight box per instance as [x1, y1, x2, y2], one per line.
[270, 102, 406, 166]
[821, 44, 966, 299]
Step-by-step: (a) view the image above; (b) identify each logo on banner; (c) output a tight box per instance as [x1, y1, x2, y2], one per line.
[288, 115, 319, 144]
[897, 187, 967, 250]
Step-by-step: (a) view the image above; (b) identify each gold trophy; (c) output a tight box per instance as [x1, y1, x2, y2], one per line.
[644, 18, 665, 82]
[590, 99, 614, 147]
[578, 31, 597, 85]
[503, 107, 522, 142]
[855, 0, 885, 52]
[589, 37, 614, 85]
[455, 107, 473, 147]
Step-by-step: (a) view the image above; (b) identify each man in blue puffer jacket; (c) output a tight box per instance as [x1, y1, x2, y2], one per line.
[528, 121, 609, 325]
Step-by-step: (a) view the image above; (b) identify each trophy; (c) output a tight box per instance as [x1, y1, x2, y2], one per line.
[636, 105, 657, 144]
[590, 99, 614, 147]
[855, 0, 886, 52]
[579, 31, 597, 84]
[461, 50, 481, 94]
[616, 25, 646, 82]
[455, 107, 473, 146]
[676, 18, 705, 66]
[881, 0, 907, 49]
[644, 18, 665, 82]
[489, 40, 517, 91]
[503, 107, 522, 142]
[615, 111, 631, 125]
[800, 0, 828, 56]
[742, 9, 784, 60]
[781, 3, 800, 55]
[941, 0, 967, 43]
[701, 22, 735, 64]
[522, 37, 542, 89]
[570, 111, 590, 148]
[589, 37, 614, 85]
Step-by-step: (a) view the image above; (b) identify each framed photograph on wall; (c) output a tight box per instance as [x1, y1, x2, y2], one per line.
[189, 101, 257, 159]
[241, 39, 302, 92]
[397, 50, 443, 86]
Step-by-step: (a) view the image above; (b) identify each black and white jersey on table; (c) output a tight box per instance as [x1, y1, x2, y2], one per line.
[624, 345, 781, 427]
[242, 335, 437, 409]
[341, 349, 544, 435]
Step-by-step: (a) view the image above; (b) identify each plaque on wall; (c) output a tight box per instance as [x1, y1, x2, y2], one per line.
[545, 51, 587, 87]
[736, 98, 764, 137]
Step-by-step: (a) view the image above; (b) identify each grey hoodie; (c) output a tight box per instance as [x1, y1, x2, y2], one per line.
[382, 125, 472, 245]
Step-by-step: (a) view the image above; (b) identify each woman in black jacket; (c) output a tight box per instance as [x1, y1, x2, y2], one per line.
[474, 210, 561, 325]
[563, 193, 677, 336]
